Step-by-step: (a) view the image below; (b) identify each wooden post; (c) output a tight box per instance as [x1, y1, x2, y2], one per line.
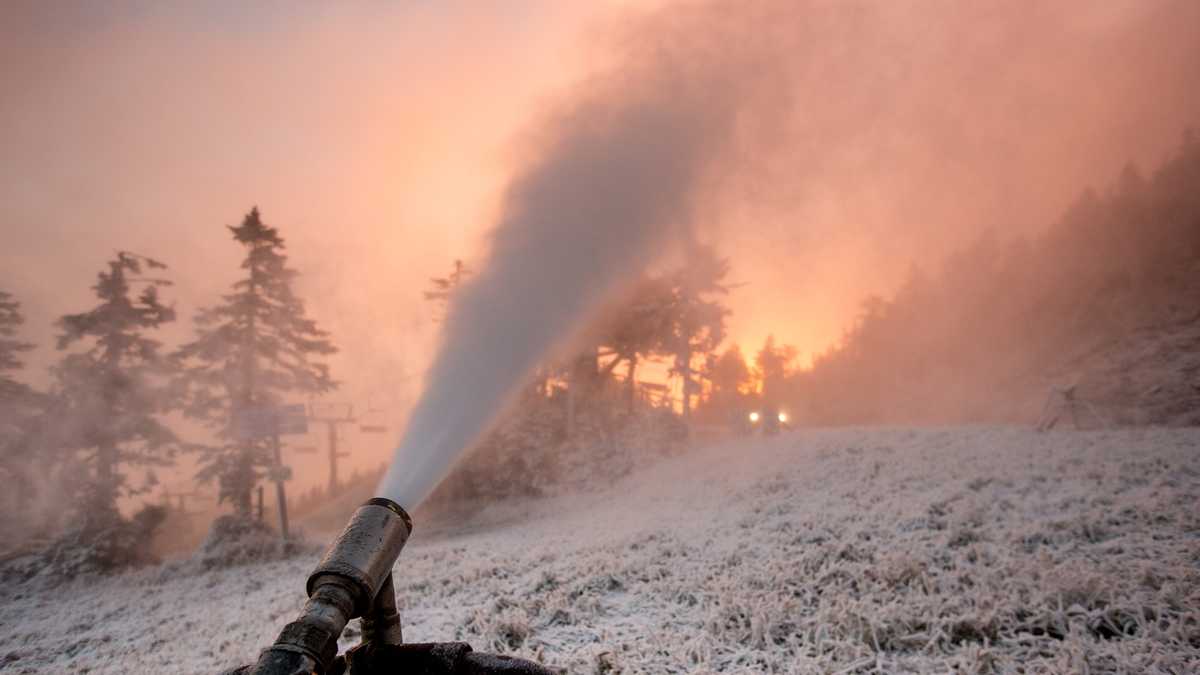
[256, 485, 264, 522]
[271, 426, 290, 540]
[566, 351, 600, 438]
[566, 376, 577, 439]
[626, 355, 638, 414]
[680, 346, 694, 442]
[327, 420, 339, 495]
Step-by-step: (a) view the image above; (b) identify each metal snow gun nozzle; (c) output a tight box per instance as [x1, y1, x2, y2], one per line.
[239, 497, 412, 675]
[231, 498, 558, 675]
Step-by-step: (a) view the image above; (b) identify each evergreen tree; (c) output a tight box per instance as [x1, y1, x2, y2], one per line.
[53, 253, 180, 528]
[0, 290, 41, 524]
[665, 247, 731, 432]
[0, 290, 35, 402]
[176, 208, 337, 515]
[704, 345, 752, 414]
[755, 335, 797, 406]
[595, 275, 675, 412]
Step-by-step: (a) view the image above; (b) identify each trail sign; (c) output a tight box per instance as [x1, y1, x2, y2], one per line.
[234, 404, 309, 440]
[230, 405, 306, 541]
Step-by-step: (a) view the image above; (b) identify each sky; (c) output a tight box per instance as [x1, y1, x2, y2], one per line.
[3, 0, 1199, 494]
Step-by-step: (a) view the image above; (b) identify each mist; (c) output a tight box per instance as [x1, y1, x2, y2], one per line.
[377, 2, 797, 508]
[377, 0, 1200, 506]
[4, 3, 1200, 672]
[2, 0, 1199, 499]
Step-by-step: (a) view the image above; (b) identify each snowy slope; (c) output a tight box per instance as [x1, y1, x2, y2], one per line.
[2, 427, 1198, 674]
[1072, 311, 1200, 427]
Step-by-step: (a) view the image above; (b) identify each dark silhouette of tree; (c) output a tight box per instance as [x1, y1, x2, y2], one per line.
[706, 345, 752, 402]
[176, 208, 337, 515]
[666, 247, 731, 433]
[693, 344, 755, 427]
[595, 275, 675, 412]
[52, 252, 180, 529]
[755, 335, 797, 406]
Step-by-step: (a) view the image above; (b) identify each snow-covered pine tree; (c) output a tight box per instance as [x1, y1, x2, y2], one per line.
[53, 253, 180, 530]
[176, 207, 337, 516]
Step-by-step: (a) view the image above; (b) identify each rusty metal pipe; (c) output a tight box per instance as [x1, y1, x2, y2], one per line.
[247, 498, 413, 675]
[361, 573, 404, 645]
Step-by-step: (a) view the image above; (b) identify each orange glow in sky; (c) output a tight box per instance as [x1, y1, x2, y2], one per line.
[3, 0, 1198, 492]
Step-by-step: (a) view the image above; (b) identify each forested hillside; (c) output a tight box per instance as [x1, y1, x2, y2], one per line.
[791, 132, 1200, 426]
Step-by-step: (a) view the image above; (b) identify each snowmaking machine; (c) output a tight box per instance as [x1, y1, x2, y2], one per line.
[223, 498, 557, 675]
[747, 408, 789, 436]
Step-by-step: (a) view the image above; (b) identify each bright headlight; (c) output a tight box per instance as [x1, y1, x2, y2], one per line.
[778, 412, 788, 423]
[748, 411, 760, 423]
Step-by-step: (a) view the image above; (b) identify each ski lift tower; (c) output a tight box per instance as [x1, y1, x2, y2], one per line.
[309, 400, 390, 495]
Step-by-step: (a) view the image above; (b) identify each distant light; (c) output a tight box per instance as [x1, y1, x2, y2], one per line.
[778, 412, 788, 423]
[749, 411, 760, 423]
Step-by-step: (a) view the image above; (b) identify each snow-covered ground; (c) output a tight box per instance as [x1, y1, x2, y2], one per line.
[2, 426, 1198, 674]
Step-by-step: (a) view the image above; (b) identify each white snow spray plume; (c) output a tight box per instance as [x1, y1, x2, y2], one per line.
[377, 2, 793, 509]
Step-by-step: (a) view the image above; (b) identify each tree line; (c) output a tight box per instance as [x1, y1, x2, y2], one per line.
[0, 208, 337, 553]
[6, 131, 1196, 553]
[422, 247, 801, 503]
[758, 131, 1200, 427]
[432, 128, 1200, 505]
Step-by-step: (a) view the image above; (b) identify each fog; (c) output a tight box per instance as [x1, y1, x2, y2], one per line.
[379, 0, 800, 507]
[2, 0, 1198, 498]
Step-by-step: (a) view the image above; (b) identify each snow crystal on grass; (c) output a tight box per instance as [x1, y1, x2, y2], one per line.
[1, 426, 1197, 673]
